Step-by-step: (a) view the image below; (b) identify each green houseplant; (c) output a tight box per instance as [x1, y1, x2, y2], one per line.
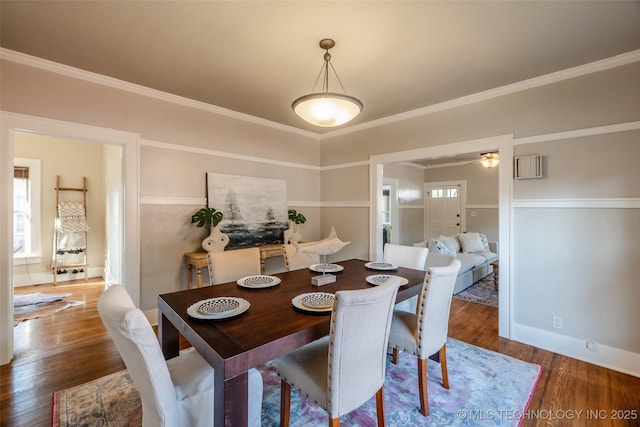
[288, 209, 306, 225]
[191, 207, 228, 252]
[285, 209, 306, 244]
[191, 207, 223, 229]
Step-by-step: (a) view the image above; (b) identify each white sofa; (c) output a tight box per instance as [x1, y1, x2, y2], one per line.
[413, 232, 498, 294]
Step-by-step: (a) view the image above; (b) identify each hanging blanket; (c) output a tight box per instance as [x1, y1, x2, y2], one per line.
[57, 202, 90, 233]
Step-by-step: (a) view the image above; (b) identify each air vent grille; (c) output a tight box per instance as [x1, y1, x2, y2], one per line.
[514, 155, 543, 179]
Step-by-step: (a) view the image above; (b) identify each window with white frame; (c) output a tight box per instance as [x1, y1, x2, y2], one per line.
[13, 158, 42, 263]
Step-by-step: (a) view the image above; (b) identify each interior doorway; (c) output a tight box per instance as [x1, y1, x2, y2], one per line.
[0, 112, 140, 365]
[369, 134, 512, 338]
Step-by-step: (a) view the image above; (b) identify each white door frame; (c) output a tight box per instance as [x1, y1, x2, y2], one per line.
[0, 111, 140, 365]
[383, 178, 399, 244]
[370, 134, 513, 338]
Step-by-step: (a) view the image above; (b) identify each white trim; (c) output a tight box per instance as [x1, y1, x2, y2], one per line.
[514, 120, 640, 145]
[370, 134, 513, 340]
[513, 198, 640, 209]
[138, 196, 359, 209]
[0, 111, 140, 366]
[140, 196, 206, 206]
[323, 50, 640, 139]
[141, 139, 322, 171]
[320, 160, 369, 171]
[320, 201, 370, 208]
[399, 205, 424, 209]
[144, 308, 159, 327]
[4, 47, 638, 143]
[513, 323, 640, 378]
[467, 204, 499, 209]
[1, 49, 318, 140]
[12, 266, 104, 287]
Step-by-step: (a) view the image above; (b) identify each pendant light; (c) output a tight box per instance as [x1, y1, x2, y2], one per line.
[292, 39, 363, 127]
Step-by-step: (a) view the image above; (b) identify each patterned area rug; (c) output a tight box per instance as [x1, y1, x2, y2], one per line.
[453, 274, 498, 307]
[52, 338, 540, 427]
[14, 293, 85, 325]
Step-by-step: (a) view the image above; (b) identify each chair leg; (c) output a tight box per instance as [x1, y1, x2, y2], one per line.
[440, 344, 449, 389]
[280, 380, 291, 427]
[392, 347, 399, 364]
[418, 357, 429, 416]
[330, 416, 340, 427]
[375, 387, 386, 426]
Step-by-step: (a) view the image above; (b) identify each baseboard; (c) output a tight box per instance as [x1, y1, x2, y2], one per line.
[512, 323, 640, 378]
[13, 267, 104, 287]
[144, 308, 159, 327]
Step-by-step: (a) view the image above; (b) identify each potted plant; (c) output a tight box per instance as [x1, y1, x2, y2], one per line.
[190, 207, 228, 252]
[284, 209, 306, 244]
[288, 209, 306, 225]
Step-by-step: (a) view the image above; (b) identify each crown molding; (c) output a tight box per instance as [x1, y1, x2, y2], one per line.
[321, 49, 640, 139]
[0, 48, 319, 140]
[2, 47, 639, 142]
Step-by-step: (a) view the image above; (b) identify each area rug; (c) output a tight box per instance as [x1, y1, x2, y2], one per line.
[14, 292, 85, 325]
[453, 274, 498, 307]
[52, 338, 541, 427]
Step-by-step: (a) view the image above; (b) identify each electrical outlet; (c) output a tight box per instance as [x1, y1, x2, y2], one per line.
[552, 315, 563, 329]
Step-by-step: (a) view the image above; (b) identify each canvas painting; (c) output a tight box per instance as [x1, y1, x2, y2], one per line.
[207, 173, 289, 249]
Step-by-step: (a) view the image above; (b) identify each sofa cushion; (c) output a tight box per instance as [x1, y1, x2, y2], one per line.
[423, 238, 454, 257]
[437, 235, 459, 257]
[471, 251, 498, 263]
[454, 253, 485, 274]
[479, 234, 491, 252]
[457, 232, 486, 254]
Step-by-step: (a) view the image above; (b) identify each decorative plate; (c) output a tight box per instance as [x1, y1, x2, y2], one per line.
[187, 297, 250, 320]
[364, 261, 398, 271]
[237, 275, 281, 289]
[366, 274, 409, 286]
[198, 297, 240, 315]
[301, 292, 335, 309]
[309, 263, 344, 273]
[292, 293, 335, 314]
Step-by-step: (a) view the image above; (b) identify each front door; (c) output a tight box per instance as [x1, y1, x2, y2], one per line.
[425, 182, 465, 239]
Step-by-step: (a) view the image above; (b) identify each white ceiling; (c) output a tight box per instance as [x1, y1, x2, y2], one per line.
[2, 1, 640, 139]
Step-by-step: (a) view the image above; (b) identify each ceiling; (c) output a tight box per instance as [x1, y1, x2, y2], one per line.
[2, 1, 640, 143]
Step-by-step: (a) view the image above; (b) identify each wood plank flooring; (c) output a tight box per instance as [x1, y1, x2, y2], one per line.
[2, 280, 639, 426]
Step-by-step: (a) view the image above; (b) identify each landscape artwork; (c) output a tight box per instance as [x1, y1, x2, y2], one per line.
[206, 173, 289, 249]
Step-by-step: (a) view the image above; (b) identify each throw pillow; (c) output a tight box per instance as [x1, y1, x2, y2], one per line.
[479, 234, 491, 252]
[437, 235, 458, 257]
[457, 232, 486, 253]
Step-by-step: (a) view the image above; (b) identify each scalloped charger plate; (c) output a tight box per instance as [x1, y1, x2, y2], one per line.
[187, 297, 250, 320]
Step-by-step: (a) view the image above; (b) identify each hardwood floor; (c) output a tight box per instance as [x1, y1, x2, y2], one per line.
[2, 281, 639, 426]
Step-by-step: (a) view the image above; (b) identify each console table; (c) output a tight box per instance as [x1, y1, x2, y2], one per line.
[184, 244, 284, 289]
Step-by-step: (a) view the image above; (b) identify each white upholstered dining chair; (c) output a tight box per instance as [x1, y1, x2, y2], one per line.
[276, 277, 401, 427]
[282, 243, 320, 271]
[382, 243, 429, 312]
[97, 284, 263, 427]
[387, 259, 461, 416]
[207, 247, 261, 285]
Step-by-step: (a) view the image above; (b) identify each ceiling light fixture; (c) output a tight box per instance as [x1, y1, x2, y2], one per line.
[292, 39, 363, 127]
[480, 152, 500, 169]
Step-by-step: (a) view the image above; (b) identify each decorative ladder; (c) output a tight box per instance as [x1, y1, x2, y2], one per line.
[52, 175, 89, 285]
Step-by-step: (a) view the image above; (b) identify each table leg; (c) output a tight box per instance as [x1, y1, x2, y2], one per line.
[187, 264, 193, 290]
[214, 371, 248, 427]
[196, 265, 203, 288]
[159, 312, 179, 360]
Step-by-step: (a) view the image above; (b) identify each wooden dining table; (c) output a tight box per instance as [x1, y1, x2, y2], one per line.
[157, 258, 427, 427]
